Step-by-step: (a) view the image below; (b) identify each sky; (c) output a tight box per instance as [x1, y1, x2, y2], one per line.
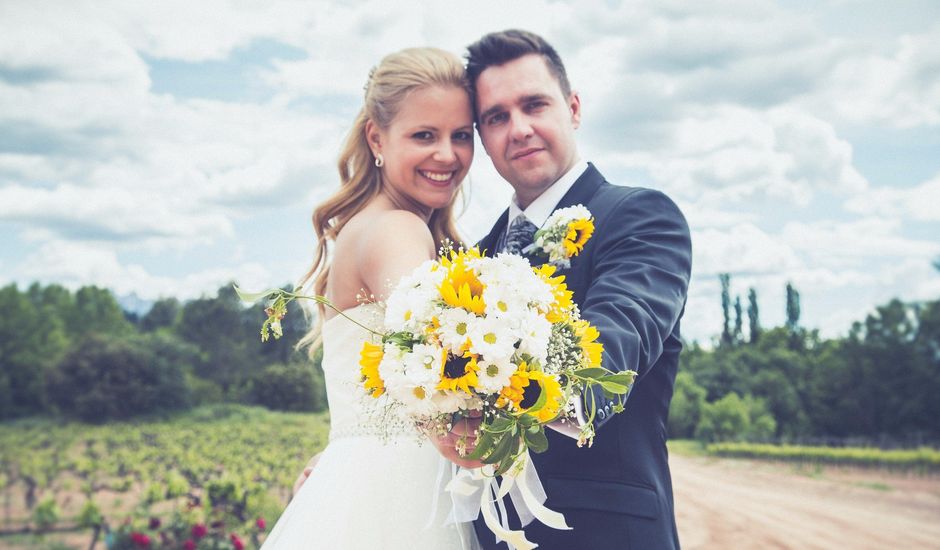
[1, 0, 938, 344]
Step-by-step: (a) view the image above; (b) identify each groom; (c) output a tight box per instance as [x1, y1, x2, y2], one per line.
[438, 30, 691, 549]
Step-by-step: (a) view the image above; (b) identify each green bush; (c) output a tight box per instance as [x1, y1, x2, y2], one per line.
[250, 362, 326, 412]
[668, 371, 706, 438]
[696, 392, 776, 442]
[46, 333, 194, 422]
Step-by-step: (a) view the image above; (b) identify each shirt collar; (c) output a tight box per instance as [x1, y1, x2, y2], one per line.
[507, 159, 589, 228]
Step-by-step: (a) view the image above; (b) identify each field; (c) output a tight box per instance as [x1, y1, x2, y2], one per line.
[0, 406, 330, 549]
[2, 409, 939, 549]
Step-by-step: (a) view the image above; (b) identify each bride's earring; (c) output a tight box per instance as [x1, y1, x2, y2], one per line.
[374, 153, 384, 168]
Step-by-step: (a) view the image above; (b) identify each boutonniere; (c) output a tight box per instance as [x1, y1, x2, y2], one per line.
[523, 204, 595, 268]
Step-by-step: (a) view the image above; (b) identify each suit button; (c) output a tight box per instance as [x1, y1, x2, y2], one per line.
[597, 409, 607, 420]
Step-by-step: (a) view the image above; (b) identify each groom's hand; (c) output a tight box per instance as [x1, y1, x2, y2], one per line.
[428, 413, 486, 469]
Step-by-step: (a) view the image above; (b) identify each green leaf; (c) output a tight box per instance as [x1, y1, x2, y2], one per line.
[481, 432, 517, 465]
[523, 428, 549, 454]
[464, 430, 496, 461]
[484, 417, 515, 434]
[233, 285, 283, 304]
[599, 380, 629, 394]
[602, 372, 637, 387]
[573, 367, 607, 379]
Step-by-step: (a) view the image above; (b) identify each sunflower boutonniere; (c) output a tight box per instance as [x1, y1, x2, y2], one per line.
[523, 204, 595, 268]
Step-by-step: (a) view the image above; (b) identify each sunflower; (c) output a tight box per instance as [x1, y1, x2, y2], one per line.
[523, 370, 565, 423]
[496, 362, 530, 410]
[534, 264, 573, 322]
[496, 363, 564, 422]
[359, 341, 385, 398]
[563, 218, 594, 257]
[437, 351, 480, 394]
[572, 319, 604, 369]
[439, 248, 486, 315]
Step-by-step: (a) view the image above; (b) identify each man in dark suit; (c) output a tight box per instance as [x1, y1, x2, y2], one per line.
[438, 29, 691, 549]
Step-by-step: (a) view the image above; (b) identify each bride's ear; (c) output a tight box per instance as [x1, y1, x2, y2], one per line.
[365, 119, 382, 157]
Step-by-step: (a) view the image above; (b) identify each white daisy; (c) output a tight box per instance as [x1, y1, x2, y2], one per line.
[467, 315, 518, 363]
[475, 357, 516, 394]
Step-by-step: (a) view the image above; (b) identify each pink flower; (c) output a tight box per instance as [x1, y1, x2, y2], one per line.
[130, 532, 151, 548]
[230, 533, 245, 550]
[183, 540, 196, 550]
[255, 517, 266, 531]
[191, 524, 208, 539]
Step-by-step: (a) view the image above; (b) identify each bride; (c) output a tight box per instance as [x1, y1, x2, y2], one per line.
[260, 48, 480, 549]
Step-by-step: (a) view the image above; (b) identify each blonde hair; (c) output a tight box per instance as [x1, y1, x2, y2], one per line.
[298, 47, 468, 351]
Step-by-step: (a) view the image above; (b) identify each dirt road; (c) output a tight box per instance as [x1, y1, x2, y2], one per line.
[672, 453, 940, 549]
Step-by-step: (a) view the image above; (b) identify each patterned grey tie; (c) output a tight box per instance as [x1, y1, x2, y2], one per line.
[502, 215, 539, 254]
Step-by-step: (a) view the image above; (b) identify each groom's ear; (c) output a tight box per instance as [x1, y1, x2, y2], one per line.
[568, 91, 581, 129]
[365, 119, 382, 155]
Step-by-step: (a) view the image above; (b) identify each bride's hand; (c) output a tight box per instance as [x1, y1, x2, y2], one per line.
[427, 413, 486, 469]
[292, 452, 322, 498]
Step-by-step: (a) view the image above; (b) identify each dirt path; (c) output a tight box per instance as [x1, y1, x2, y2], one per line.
[672, 453, 940, 549]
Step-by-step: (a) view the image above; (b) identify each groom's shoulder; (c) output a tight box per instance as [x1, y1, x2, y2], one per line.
[592, 180, 687, 224]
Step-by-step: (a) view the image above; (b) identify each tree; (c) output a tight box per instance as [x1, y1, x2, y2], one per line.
[696, 392, 776, 442]
[0, 285, 53, 417]
[785, 282, 800, 332]
[747, 287, 761, 343]
[178, 285, 256, 395]
[733, 295, 743, 344]
[141, 298, 180, 332]
[46, 333, 193, 422]
[250, 362, 326, 412]
[668, 372, 707, 438]
[720, 273, 732, 346]
[71, 286, 133, 338]
[785, 282, 802, 350]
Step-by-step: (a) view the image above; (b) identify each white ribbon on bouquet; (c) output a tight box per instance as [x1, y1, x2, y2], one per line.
[443, 451, 571, 550]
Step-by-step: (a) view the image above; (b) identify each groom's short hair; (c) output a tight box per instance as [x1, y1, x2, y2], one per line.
[465, 29, 572, 98]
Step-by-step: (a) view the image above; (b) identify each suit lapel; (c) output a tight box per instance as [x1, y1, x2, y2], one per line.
[554, 162, 605, 212]
[528, 163, 606, 269]
[477, 164, 604, 262]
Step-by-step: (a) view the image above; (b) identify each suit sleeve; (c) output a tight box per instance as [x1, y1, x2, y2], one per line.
[580, 188, 692, 429]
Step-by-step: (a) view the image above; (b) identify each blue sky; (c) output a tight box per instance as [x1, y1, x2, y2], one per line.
[1, 0, 938, 344]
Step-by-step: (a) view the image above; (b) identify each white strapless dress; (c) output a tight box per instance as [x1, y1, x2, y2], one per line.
[261, 304, 479, 550]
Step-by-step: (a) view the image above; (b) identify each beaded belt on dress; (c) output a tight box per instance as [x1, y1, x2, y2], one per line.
[329, 424, 420, 442]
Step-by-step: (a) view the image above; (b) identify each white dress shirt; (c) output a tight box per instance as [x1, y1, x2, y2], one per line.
[506, 159, 589, 229]
[503, 159, 591, 440]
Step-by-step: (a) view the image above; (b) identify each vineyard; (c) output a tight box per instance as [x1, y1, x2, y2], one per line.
[0, 405, 329, 549]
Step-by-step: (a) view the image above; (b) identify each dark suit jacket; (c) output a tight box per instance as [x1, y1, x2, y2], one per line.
[473, 164, 691, 550]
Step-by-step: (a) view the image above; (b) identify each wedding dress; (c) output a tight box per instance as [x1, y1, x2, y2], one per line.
[261, 304, 479, 549]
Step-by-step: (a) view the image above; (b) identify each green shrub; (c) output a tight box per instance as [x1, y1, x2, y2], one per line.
[668, 372, 707, 438]
[46, 333, 193, 422]
[250, 362, 325, 412]
[696, 392, 776, 442]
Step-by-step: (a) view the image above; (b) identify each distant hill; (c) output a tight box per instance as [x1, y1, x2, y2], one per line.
[118, 291, 154, 316]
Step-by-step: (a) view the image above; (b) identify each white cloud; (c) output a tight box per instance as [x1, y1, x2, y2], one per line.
[781, 218, 940, 267]
[15, 241, 273, 301]
[693, 223, 801, 277]
[845, 173, 940, 222]
[0, 0, 937, 345]
[815, 23, 940, 128]
[610, 106, 867, 206]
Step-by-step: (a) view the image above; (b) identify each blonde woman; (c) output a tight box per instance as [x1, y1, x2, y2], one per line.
[260, 48, 479, 549]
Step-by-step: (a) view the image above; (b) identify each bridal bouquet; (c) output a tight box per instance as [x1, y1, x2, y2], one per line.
[238, 245, 635, 548]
